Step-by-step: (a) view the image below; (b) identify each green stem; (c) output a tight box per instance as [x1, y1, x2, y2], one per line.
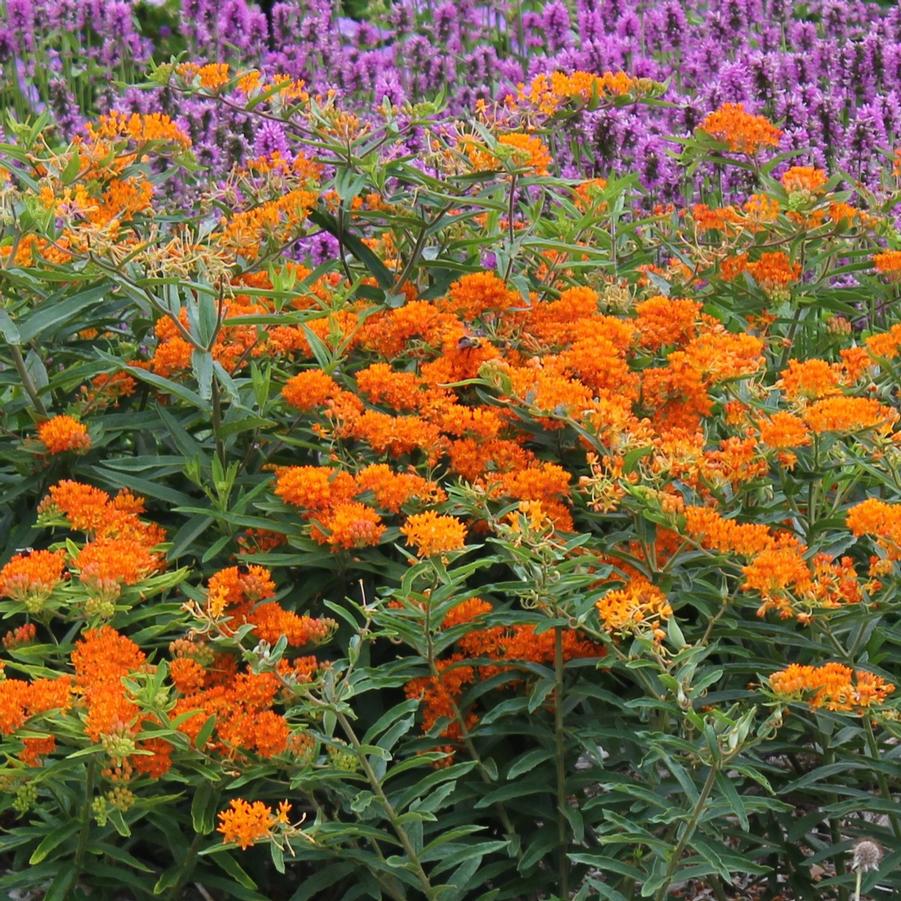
[336, 711, 438, 900]
[822, 739, 850, 901]
[210, 378, 226, 469]
[169, 830, 204, 900]
[862, 718, 901, 841]
[554, 627, 570, 899]
[653, 762, 719, 901]
[10, 343, 47, 416]
[74, 758, 97, 875]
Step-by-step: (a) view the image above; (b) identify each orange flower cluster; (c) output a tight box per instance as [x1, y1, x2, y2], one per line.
[2, 623, 37, 649]
[146, 300, 264, 378]
[497, 133, 552, 175]
[744, 252, 802, 294]
[866, 322, 901, 360]
[71, 626, 147, 742]
[36, 415, 91, 454]
[699, 103, 782, 154]
[218, 798, 292, 849]
[461, 132, 552, 176]
[596, 578, 673, 640]
[781, 166, 828, 194]
[172, 666, 290, 760]
[206, 565, 336, 647]
[757, 411, 812, 449]
[779, 358, 842, 400]
[274, 462, 445, 550]
[682, 506, 863, 620]
[769, 663, 894, 712]
[404, 597, 604, 760]
[401, 512, 468, 557]
[873, 250, 901, 278]
[847, 499, 900, 561]
[87, 112, 191, 148]
[282, 368, 339, 410]
[802, 396, 898, 435]
[177, 62, 231, 90]
[517, 70, 642, 116]
[572, 177, 608, 211]
[0, 674, 72, 735]
[35, 480, 166, 603]
[219, 187, 317, 259]
[0, 549, 66, 608]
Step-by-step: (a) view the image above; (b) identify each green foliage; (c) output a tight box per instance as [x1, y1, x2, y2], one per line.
[0, 74, 898, 900]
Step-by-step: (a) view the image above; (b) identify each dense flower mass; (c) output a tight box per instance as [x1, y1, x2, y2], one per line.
[0, 5, 899, 899]
[770, 663, 895, 712]
[36, 415, 91, 454]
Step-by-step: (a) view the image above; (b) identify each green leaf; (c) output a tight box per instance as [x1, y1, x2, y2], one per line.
[506, 748, 552, 780]
[308, 208, 394, 290]
[192, 348, 214, 400]
[191, 780, 219, 835]
[195, 715, 218, 752]
[270, 840, 286, 874]
[101, 355, 207, 410]
[715, 771, 749, 831]
[42, 867, 76, 901]
[0, 308, 21, 344]
[18, 284, 109, 343]
[209, 850, 259, 889]
[28, 821, 80, 865]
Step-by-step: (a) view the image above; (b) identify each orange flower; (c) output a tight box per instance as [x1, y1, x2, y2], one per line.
[71, 626, 146, 741]
[757, 412, 812, 449]
[207, 565, 276, 617]
[779, 358, 841, 400]
[38, 481, 163, 546]
[441, 271, 519, 320]
[282, 369, 339, 411]
[780, 166, 828, 194]
[866, 322, 901, 361]
[873, 250, 901, 279]
[802, 396, 898, 434]
[355, 464, 445, 513]
[745, 252, 801, 295]
[250, 604, 336, 646]
[131, 737, 173, 778]
[74, 537, 163, 595]
[497, 133, 552, 175]
[315, 502, 385, 550]
[847, 499, 900, 561]
[683, 506, 775, 556]
[0, 549, 66, 606]
[634, 296, 701, 350]
[596, 578, 672, 640]
[573, 178, 608, 211]
[178, 62, 230, 90]
[87, 111, 191, 148]
[518, 70, 639, 116]
[3, 623, 37, 649]
[21, 735, 56, 766]
[741, 543, 813, 619]
[217, 799, 276, 849]
[36, 415, 91, 454]
[699, 103, 782, 154]
[769, 663, 894, 712]
[273, 466, 356, 511]
[401, 512, 467, 556]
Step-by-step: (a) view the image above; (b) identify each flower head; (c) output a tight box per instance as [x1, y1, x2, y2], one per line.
[401, 512, 467, 557]
[37, 416, 91, 454]
[699, 103, 782, 155]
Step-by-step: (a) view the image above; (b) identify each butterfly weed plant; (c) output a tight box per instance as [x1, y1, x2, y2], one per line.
[0, 63, 898, 900]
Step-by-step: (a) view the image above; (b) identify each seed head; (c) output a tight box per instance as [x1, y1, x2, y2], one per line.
[852, 839, 882, 873]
